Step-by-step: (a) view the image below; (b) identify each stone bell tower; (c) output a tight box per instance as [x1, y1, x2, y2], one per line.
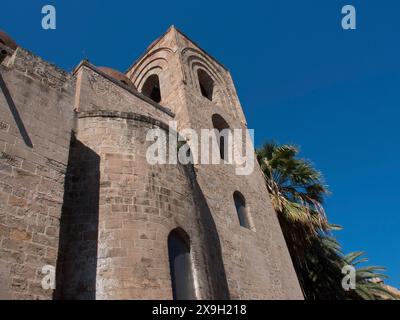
[125, 26, 303, 299]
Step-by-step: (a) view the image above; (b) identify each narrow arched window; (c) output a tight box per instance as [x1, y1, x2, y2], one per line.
[233, 191, 250, 229]
[212, 114, 230, 160]
[197, 69, 214, 101]
[168, 229, 196, 300]
[141, 74, 161, 103]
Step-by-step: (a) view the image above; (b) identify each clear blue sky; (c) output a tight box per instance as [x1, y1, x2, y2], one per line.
[2, 0, 399, 288]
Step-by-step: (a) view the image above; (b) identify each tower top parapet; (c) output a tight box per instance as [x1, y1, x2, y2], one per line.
[126, 25, 229, 75]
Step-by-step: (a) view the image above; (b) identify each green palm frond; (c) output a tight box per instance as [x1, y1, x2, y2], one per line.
[257, 142, 330, 234]
[344, 251, 366, 264]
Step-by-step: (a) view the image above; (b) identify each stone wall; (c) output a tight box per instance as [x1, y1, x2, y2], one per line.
[0, 48, 75, 299]
[128, 27, 303, 299]
[56, 112, 229, 299]
[74, 63, 174, 123]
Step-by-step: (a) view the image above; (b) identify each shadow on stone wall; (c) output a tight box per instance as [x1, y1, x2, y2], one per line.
[184, 165, 231, 300]
[54, 133, 100, 300]
[0, 73, 33, 147]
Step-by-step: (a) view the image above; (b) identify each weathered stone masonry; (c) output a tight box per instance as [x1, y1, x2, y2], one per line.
[0, 44, 75, 299]
[0, 26, 303, 300]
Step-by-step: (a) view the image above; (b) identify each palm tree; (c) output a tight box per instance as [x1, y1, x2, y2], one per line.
[256, 142, 330, 235]
[256, 141, 397, 300]
[344, 252, 399, 300]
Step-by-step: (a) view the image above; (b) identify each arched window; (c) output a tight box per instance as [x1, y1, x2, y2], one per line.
[212, 114, 230, 160]
[233, 191, 251, 229]
[141, 74, 161, 103]
[168, 229, 196, 300]
[197, 69, 214, 101]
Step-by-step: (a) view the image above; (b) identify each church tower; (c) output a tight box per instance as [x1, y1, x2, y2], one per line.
[123, 26, 303, 299]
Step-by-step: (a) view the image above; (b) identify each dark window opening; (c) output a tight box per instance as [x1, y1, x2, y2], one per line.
[212, 114, 230, 160]
[142, 74, 161, 103]
[168, 229, 196, 300]
[197, 69, 214, 101]
[233, 191, 250, 229]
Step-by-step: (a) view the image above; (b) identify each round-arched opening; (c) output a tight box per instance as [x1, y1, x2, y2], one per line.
[141, 74, 161, 103]
[197, 69, 214, 101]
[212, 114, 230, 160]
[167, 228, 196, 300]
[212, 114, 229, 131]
[233, 191, 251, 229]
